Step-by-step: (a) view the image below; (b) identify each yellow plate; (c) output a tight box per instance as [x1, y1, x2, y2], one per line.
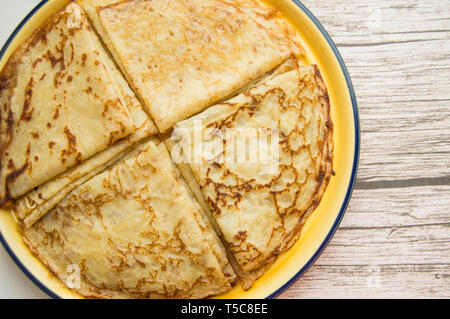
[0, 0, 360, 299]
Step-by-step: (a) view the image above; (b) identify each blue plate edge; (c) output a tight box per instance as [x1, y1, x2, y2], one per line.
[267, 0, 361, 299]
[0, 0, 61, 299]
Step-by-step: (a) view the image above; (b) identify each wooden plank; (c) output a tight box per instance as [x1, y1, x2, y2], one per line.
[316, 223, 449, 265]
[280, 264, 450, 298]
[280, 186, 450, 298]
[358, 130, 450, 183]
[299, 1, 450, 43]
[314, 187, 450, 266]
[341, 186, 450, 228]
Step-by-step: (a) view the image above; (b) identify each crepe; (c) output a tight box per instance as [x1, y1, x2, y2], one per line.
[0, 3, 157, 215]
[172, 63, 334, 287]
[0, 3, 159, 208]
[23, 139, 236, 299]
[14, 130, 144, 228]
[79, 0, 303, 132]
[13, 64, 157, 228]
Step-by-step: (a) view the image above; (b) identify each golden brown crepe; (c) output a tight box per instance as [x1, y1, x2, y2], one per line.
[172, 63, 334, 288]
[14, 131, 144, 228]
[79, 0, 303, 132]
[0, 2, 157, 210]
[13, 75, 156, 228]
[2, 4, 157, 218]
[23, 139, 236, 299]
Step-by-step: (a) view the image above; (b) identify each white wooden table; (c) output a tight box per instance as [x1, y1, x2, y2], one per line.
[0, 0, 449, 299]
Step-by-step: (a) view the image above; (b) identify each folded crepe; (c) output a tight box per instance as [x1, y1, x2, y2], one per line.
[23, 139, 236, 299]
[171, 63, 334, 288]
[2, 3, 156, 218]
[79, 0, 303, 132]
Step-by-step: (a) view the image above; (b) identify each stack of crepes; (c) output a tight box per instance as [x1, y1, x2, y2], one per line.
[0, 0, 333, 298]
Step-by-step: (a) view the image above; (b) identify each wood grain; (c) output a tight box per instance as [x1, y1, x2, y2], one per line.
[280, 0, 450, 298]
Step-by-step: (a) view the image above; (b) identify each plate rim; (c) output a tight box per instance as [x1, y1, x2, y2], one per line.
[267, 0, 360, 299]
[0, 0, 360, 300]
[0, 0, 60, 299]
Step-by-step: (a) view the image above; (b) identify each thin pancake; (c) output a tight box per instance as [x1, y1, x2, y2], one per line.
[0, 2, 152, 207]
[79, 0, 303, 132]
[165, 136, 273, 290]
[14, 130, 144, 228]
[13, 56, 157, 227]
[23, 139, 236, 299]
[173, 64, 333, 287]
[10, 2, 157, 221]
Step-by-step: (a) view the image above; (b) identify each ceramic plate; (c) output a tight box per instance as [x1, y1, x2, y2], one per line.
[0, 0, 360, 299]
